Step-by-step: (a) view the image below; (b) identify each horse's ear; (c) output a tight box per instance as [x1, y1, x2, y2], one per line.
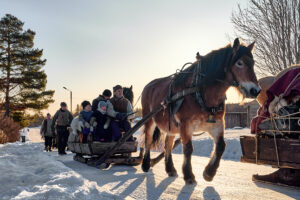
[233, 38, 240, 50]
[130, 85, 133, 90]
[248, 42, 255, 52]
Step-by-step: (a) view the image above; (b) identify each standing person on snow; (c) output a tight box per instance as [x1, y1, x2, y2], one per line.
[107, 85, 135, 141]
[78, 101, 94, 143]
[51, 102, 73, 155]
[20, 127, 29, 143]
[92, 89, 112, 112]
[40, 113, 54, 151]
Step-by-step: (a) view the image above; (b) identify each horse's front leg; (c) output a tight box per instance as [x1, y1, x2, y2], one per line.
[181, 124, 196, 184]
[203, 123, 226, 182]
[164, 135, 177, 177]
[142, 120, 155, 172]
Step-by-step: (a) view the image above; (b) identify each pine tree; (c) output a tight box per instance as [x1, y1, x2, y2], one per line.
[0, 14, 54, 126]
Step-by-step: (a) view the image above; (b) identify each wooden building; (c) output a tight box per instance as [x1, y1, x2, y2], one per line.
[225, 100, 260, 128]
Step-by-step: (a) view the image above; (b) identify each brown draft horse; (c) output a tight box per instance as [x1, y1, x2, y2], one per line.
[141, 38, 261, 184]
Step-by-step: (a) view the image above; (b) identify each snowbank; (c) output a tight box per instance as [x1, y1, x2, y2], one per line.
[0, 142, 116, 200]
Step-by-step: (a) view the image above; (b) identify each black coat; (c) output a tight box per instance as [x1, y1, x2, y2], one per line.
[92, 111, 111, 141]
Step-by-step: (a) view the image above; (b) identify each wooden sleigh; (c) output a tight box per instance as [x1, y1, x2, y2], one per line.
[240, 134, 300, 188]
[68, 133, 143, 168]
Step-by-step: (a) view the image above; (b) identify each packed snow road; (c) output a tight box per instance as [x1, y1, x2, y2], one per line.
[0, 128, 299, 200]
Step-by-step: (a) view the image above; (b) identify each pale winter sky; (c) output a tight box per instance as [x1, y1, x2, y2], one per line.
[0, 0, 250, 115]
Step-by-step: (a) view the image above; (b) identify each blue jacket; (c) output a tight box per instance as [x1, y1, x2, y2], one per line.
[80, 110, 93, 122]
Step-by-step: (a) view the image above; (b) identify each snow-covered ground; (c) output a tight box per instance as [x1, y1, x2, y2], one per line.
[1, 127, 300, 200]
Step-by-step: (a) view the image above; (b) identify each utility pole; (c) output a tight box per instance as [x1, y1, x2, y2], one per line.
[63, 87, 72, 113]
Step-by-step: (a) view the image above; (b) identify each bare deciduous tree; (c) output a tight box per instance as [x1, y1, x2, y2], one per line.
[232, 0, 300, 76]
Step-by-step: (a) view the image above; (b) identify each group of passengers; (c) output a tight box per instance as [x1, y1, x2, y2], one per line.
[40, 85, 135, 155]
[78, 85, 135, 144]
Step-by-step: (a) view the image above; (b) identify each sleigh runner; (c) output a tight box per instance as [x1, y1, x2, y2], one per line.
[68, 133, 142, 167]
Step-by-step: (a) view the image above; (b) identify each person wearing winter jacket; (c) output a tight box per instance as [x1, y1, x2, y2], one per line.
[92, 101, 111, 142]
[40, 113, 54, 151]
[107, 85, 135, 141]
[51, 102, 73, 155]
[78, 101, 94, 143]
[92, 89, 112, 112]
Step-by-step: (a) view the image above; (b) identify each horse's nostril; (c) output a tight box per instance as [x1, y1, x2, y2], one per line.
[250, 88, 259, 97]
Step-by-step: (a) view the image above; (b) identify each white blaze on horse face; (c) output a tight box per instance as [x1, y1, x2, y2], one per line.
[240, 81, 261, 98]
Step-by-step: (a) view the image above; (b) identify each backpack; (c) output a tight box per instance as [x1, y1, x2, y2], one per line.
[56, 110, 70, 126]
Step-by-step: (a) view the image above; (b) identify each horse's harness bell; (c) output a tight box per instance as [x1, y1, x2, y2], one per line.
[206, 113, 216, 123]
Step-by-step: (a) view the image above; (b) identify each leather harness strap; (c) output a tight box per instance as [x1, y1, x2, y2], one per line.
[166, 49, 241, 130]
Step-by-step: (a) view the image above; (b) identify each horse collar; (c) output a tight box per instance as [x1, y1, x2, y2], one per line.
[193, 60, 225, 115]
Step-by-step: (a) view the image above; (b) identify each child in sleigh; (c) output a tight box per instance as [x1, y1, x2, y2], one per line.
[78, 101, 94, 143]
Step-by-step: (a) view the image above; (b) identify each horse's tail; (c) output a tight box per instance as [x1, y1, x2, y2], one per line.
[138, 126, 165, 151]
[152, 126, 161, 146]
[151, 126, 165, 151]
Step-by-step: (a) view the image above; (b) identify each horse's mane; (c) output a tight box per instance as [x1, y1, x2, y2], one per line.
[174, 42, 255, 88]
[174, 44, 233, 87]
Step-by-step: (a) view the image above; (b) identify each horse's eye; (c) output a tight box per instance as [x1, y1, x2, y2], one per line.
[236, 60, 243, 67]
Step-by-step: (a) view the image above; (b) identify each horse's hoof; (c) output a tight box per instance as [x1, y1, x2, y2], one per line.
[167, 170, 178, 177]
[185, 178, 197, 185]
[203, 171, 214, 182]
[142, 163, 150, 172]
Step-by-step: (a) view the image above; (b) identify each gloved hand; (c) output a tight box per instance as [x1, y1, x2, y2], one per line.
[92, 121, 97, 127]
[84, 122, 90, 128]
[116, 113, 127, 120]
[104, 119, 110, 129]
[90, 126, 95, 133]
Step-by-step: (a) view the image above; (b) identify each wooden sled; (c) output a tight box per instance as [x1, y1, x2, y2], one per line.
[68, 140, 143, 168]
[240, 135, 300, 188]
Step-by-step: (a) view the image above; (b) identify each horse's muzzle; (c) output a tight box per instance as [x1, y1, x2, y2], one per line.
[240, 83, 261, 98]
[249, 87, 261, 98]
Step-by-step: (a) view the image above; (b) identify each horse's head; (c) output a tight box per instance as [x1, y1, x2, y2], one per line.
[123, 85, 134, 105]
[227, 38, 261, 98]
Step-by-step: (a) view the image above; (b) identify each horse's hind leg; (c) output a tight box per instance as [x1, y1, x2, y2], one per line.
[142, 119, 155, 172]
[181, 124, 196, 184]
[164, 135, 177, 177]
[203, 125, 226, 182]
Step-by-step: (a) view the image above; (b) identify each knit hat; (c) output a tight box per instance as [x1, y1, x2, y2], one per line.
[81, 100, 91, 109]
[60, 102, 67, 107]
[98, 101, 108, 108]
[102, 89, 112, 97]
[113, 85, 123, 92]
